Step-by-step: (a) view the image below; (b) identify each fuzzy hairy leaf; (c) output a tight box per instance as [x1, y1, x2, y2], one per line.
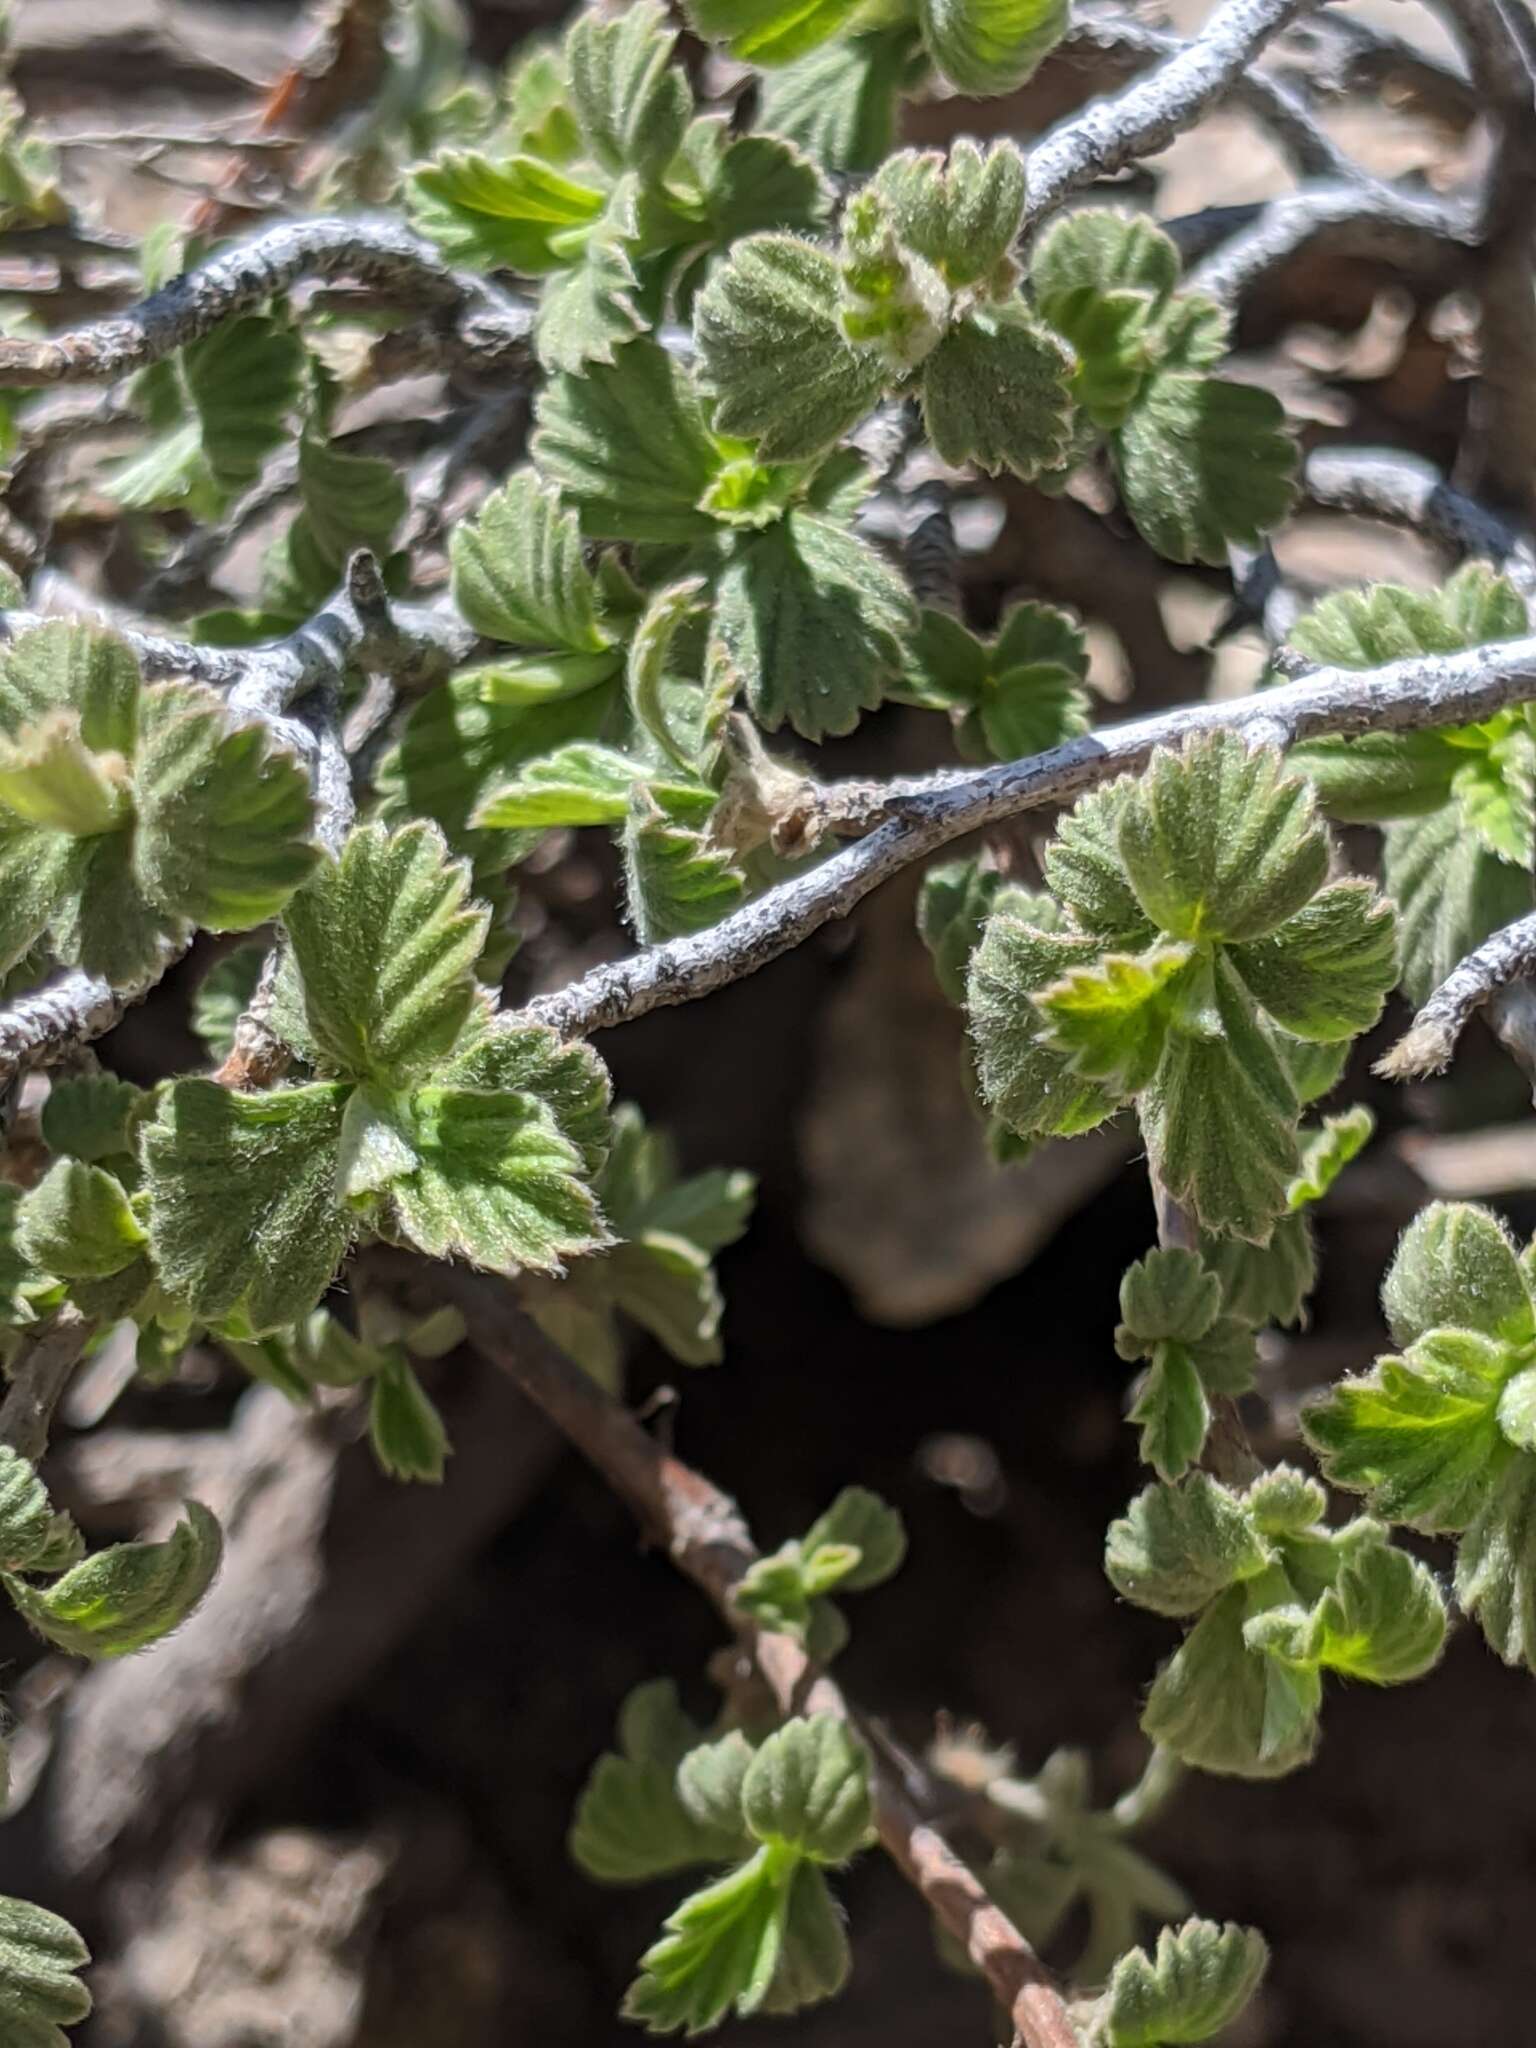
[0, 619, 139, 765]
[1383, 800, 1532, 1004]
[1226, 880, 1397, 1042]
[1103, 1918, 1268, 2046]
[743, 1717, 871, 1862]
[0, 1448, 74, 1575]
[623, 1845, 787, 2034]
[868, 139, 1025, 288]
[0, 712, 128, 836]
[920, 304, 1073, 478]
[16, 1161, 144, 1281]
[623, 788, 746, 943]
[371, 1082, 608, 1277]
[918, 0, 1068, 92]
[1278, 1540, 1446, 1684]
[756, 29, 919, 174]
[1200, 1214, 1315, 1329]
[368, 1356, 451, 1483]
[131, 681, 319, 930]
[684, 0, 860, 64]
[190, 942, 267, 1063]
[1041, 943, 1193, 1094]
[474, 742, 641, 828]
[574, 1702, 748, 1885]
[968, 909, 1129, 1139]
[1117, 732, 1328, 945]
[534, 207, 646, 374]
[0, 1895, 91, 2046]
[1114, 373, 1295, 564]
[1043, 782, 1158, 946]
[1032, 208, 1179, 315]
[1139, 956, 1301, 1244]
[713, 510, 915, 740]
[566, 0, 689, 177]
[408, 150, 606, 272]
[144, 1080, 352, 1333]
[1290, 564, 1527, 670]
[1383, 1201, 1533, 1350]
[0, 822, 78, 977]
[1141, 1581, 1321, 1779]
[917, 857, 1024, 1004]
[1455, 1452, 1536, 1672]
[535, 339, 724, 541]
[6, 1502, 221, 1659]
[450, 469, 611, 653]
[1117, 1249, 1221, 1351]
[906, 602, 1089, 762]
[1288, 1105, 1374, 1210]
[1105, 1474, 1267, 1618]
[281, 822, 488, 1087]
[39, 1073, 144, 1164]
[694, 235, 886, 462]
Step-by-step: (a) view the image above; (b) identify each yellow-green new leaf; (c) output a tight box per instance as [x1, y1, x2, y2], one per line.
[624, 1845, 788, 2034]
[623, 787, 746, 944]
[742, 1717, 871, 1862]
[685, 0, 861, 65]
[16, 1161, 145, 1281]
[1041, 944, 1193, 1094]
[919, 0, 1069, 93]
[5, 1501, 221, 1660]
[368, 1356, 451, 1484]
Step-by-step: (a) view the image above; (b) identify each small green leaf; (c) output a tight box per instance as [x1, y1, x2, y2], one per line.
[1046, 286, 1156, 430]
[1117, 732, 1328, 945]
[1283, 1540, 1446, 1684]
[0, 1447, 76, 1575]
[6, 1501, 221, 1660]
[623, 787, 746, 943]
[473, 742, 641, 828]
[629, 578, 709, 771]
[1141, 1580, 1320, 1779]
[868, 139, 1025, 288]
[39, 1073, 145, 1164]
[1032, 208, 1180, 316]
[408, 149, 607, 272]
[759, 1863, 850, 2016]
[131, 681, 319, 931]
[0, 1895, 91, 2046]
[16, 1161, 145, 1281]
[1290, 564, 1528, 670]
[535, 339, 724, 541]
[1227, 881, 1397, 1042]
[0, 711, 128, 836]
[918, 0, 1069, 93]
[713, 510, 916, 740]
[1114, 373, 1295, 565]
[1040, 943, 1192, 1094]
[757, 29, 920, 175]
[684, 0, 860, 65]
[281, 821, 489, 1087]
[694, 235, 887, 463]
[1117, 1249, 1221, 1351]
[181, 313, 304, 494]
[450, 468, 611, 653]
[1384, 798, 1533, 1004]
[1138, 957, 1300, 1244]
[917, 856, 1021, 1004]
[1105, 1473, 1268, 1618]
[573, 1682, 747, 1884]
[1303, 1326, 1510, 1531]
[0, 618, 139, 759]
[1200, 1215, 1315, 1329]
[686, 127, 831, 249]
[1455, 1452, 1536, 1672]
[1104, 1918, 1268, 2047]
[375, 1083, 608, 1277]
[566, 0, 689, 177]
[1043, 781, 1158, 947]
[144, 1080, 352, 1334]
[919, 303, 1073, 478]
[802, 1487, 906, 1590]
[907, 601, 1090, 762]
[1129, 1344, 1214, 1485]
[1383, 1201, 1534, 1350]
[968, 909, 1128, 1139]
[533, 203, 645, 374]
[0, 822, 78, 979]
[368, 1355, 451, 1483]
[1287, 1105, 1374, 1210]
[623, 1845, 787, 2034]
[742, 1716, 871, 1862]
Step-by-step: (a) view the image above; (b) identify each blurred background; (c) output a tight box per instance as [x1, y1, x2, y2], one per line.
[2, 1, 1533, 2042]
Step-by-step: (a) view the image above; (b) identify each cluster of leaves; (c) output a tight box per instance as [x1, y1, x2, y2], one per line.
[0, 623, 318, 986]
[1107, 1466, 1445, 1777]
[1285, 564, 1534, 1000]
[967, 729, 1397, 1244]
[572, 1695, 874, 2033]
[733, 1485, 906, 1657]
[1305, 1202, 1536, 1675]
[698, 195, 1294, 561]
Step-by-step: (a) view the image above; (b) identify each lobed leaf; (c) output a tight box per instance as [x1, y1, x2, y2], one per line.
[742, 1716, 871, 1862]
[919, 303, 1073, 478]
[918, 0, 1069, 93]
[1114, 374, 1295, 565]
[450, 469, 611, 653]
[0, 1895, 91, 2047]
[1103, 1918, 1268, 2046]
[6, 1502, 221, 1659]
